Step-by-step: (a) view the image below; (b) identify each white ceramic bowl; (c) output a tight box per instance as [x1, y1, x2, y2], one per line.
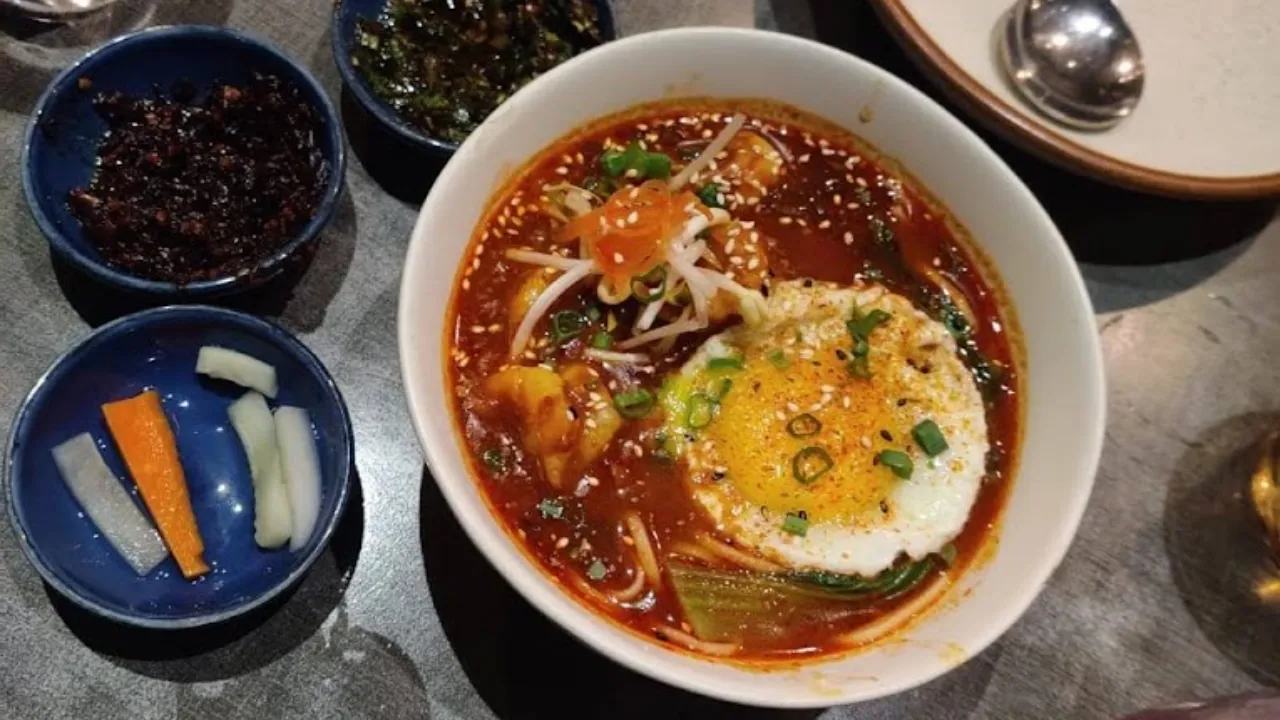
[399, 27, 1104, 708]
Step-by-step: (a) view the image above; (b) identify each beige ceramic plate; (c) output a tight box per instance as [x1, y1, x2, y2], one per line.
[875, 0, 1280, 198]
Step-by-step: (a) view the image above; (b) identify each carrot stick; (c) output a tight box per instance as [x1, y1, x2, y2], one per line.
[102, 390, 209, 579]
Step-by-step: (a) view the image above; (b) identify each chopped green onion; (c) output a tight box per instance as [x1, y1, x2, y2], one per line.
[854, 186, 874, 206]
[481, 447, 506, 473]
[847, 308, 891, 341]
[590, 331, 613, 349]
[551, 310, 588, 344]
[614, 389, 655, 419]
[846, 355, 871, 378]
[643, 153, 672, 179]
[601, 149, 628, 177]
[861, 265, 884, 281]
[912, 419, 949, 457]
[938, 543, 958, 568]
[708, 377, 733, 402]
[630, 266, 667, 303]
[537, 498, 564, 519]
[687, 392, 716, 429]
[584, 303, 602, 322]
[582, 175, 614, 197]
[766, 349, 790, 369]
[786, 413, 822, 437]
[792, 446, 834, 484]
[852, 337, 869, 357]
[876, 449, 913, 479]
[869, 217, 895, 248]
[707, 356, 744, 371]
[782, 513, 809, 537]
[696, 183, 723, 208]
[587, 559, 607, 581]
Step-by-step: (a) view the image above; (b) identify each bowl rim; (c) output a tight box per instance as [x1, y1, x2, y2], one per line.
[399, 26, 1105, 707]
[328, 0, 617, 157]
[19, 25, 348, 298]
[4, 305, 355, 629]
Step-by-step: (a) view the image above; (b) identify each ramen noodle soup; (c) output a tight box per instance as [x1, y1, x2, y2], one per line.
[445, 99, 1021, 661]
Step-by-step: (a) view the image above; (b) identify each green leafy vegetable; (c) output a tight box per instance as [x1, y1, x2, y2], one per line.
[876, 449, 913, 479]
[614, 389, 655, 419]
[792, 446, 834, 484]
[912, 420, 949, 457]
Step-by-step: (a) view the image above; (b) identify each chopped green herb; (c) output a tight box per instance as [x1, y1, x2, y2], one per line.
[643, 153, 671, 179]
[782, 513, 809, 537]
[591, 331, 613, 349]
[601, 142, 673, 180]
[481, 447, 506, 473]
[581, 175, 614, 198]
[868, 217, 895, 248]
[766, 349, 791, 369]
[587, 559, 607, 581]
[551, 310, 588, 344]
[614, 389, 655, 419]
[695, 183, 723, 208]
[938, 295, 971, 340]
[630, 265, 667, 302]
[846, 354, 871, 379]
[847, 307, 891, 341]
[912, 419, 949, 457]
[854, 186, 874, 206]
[792, 446, 834, 484]
[537, 498, 564, 519]
[708, 377, 733, 402]
[861, 264, 884, 281]
[786, 413, 822, 437]
[584, 303, 602, 322]
[876, 449, 913, 479]
[687, 392, 716, 429]
[707, 356, 744, 371]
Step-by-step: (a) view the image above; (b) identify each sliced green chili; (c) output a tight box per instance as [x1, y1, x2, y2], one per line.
[792, 446, 834, 485]
[708, 377, 733, 402]
[782, 512, 809, 537]
[551, 310, 588, 344]
[630, 266, 667, 303]
[786, 413, 823, 437]
[687, 392, 716, 429]
[876, 449, 913, 479]
[643, 153, 672, 179]
[614, 389, 655, 419]
[912, 419, 949, 457]
[766, 349, 791, 369]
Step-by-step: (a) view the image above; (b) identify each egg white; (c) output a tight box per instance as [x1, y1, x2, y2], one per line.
[672, 280, 988, 577]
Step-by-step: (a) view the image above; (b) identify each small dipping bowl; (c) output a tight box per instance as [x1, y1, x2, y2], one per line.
[5, 306, 354, 628]
[331, 0, 615, 158]
[21, 26, 346, 298]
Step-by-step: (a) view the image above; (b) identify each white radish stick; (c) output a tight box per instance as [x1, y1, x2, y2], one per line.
[197, 346, 278, 398]
[227, 392, 292, 548]
[273, 407, 321, 552]
[52, 433, 168, 576]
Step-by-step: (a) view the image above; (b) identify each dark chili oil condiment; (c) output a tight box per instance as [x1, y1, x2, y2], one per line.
[67, 74, 327, 284]
[350, 0, 603, 144]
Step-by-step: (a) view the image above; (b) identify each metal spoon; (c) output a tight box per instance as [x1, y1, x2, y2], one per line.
[996, 0, 1145, 131]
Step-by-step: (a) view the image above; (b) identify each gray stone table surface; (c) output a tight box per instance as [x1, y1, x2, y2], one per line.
[2, 1, 1278, 718]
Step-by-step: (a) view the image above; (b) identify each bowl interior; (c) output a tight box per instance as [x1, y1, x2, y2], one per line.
[23, 27, 344, 295]
[7, 307, 352, 626]
[399, 28, 1103, 707]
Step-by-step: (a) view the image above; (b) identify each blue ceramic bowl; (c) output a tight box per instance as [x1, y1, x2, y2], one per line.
[21, 26, 346, 298]
[331, 0, 616, 157]
[4, 306, 354, 628]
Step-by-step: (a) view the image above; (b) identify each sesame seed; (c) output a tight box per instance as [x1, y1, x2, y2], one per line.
[556, 537, 570, 550]
[470, 325, 485, 334]
[625, 168, 639, 178]
[498, 215, 507, 226]
[833, 194, 842, 205]
[860, 436, 872, 448]
[780, 216, 793, 225]
[626, 211, 639, 224]
[615, 219, 626, 228]
[462, 279, 471, 290]
[844, 231, 854, 245]
[856, 177, 868, 187]
[786, 402, 800, 413]
[775, 410, 787, 421]
[725, 239, 736, 253]
[933, 256, 942, 267]
[585, 418, 598, 429]
[798, 153, 810, 163]
[555, 166, 569, 175]
[821, 384, 835, 393]
[562, 154, 573, 164]
[729, 256, 745, 266]
[797, 219, 808, 228]
[487, 323, 502, 333]
[818, 219, 831, 229]
[843, 396, 852, 408]
[746, 257, 760, 270]
[613, 251, 625, 263]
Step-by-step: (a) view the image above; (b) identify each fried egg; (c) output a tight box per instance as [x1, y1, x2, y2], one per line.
[663, 279, 988, 577]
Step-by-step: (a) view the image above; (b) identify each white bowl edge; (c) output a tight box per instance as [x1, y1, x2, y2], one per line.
[398, 27, 1105, 708]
